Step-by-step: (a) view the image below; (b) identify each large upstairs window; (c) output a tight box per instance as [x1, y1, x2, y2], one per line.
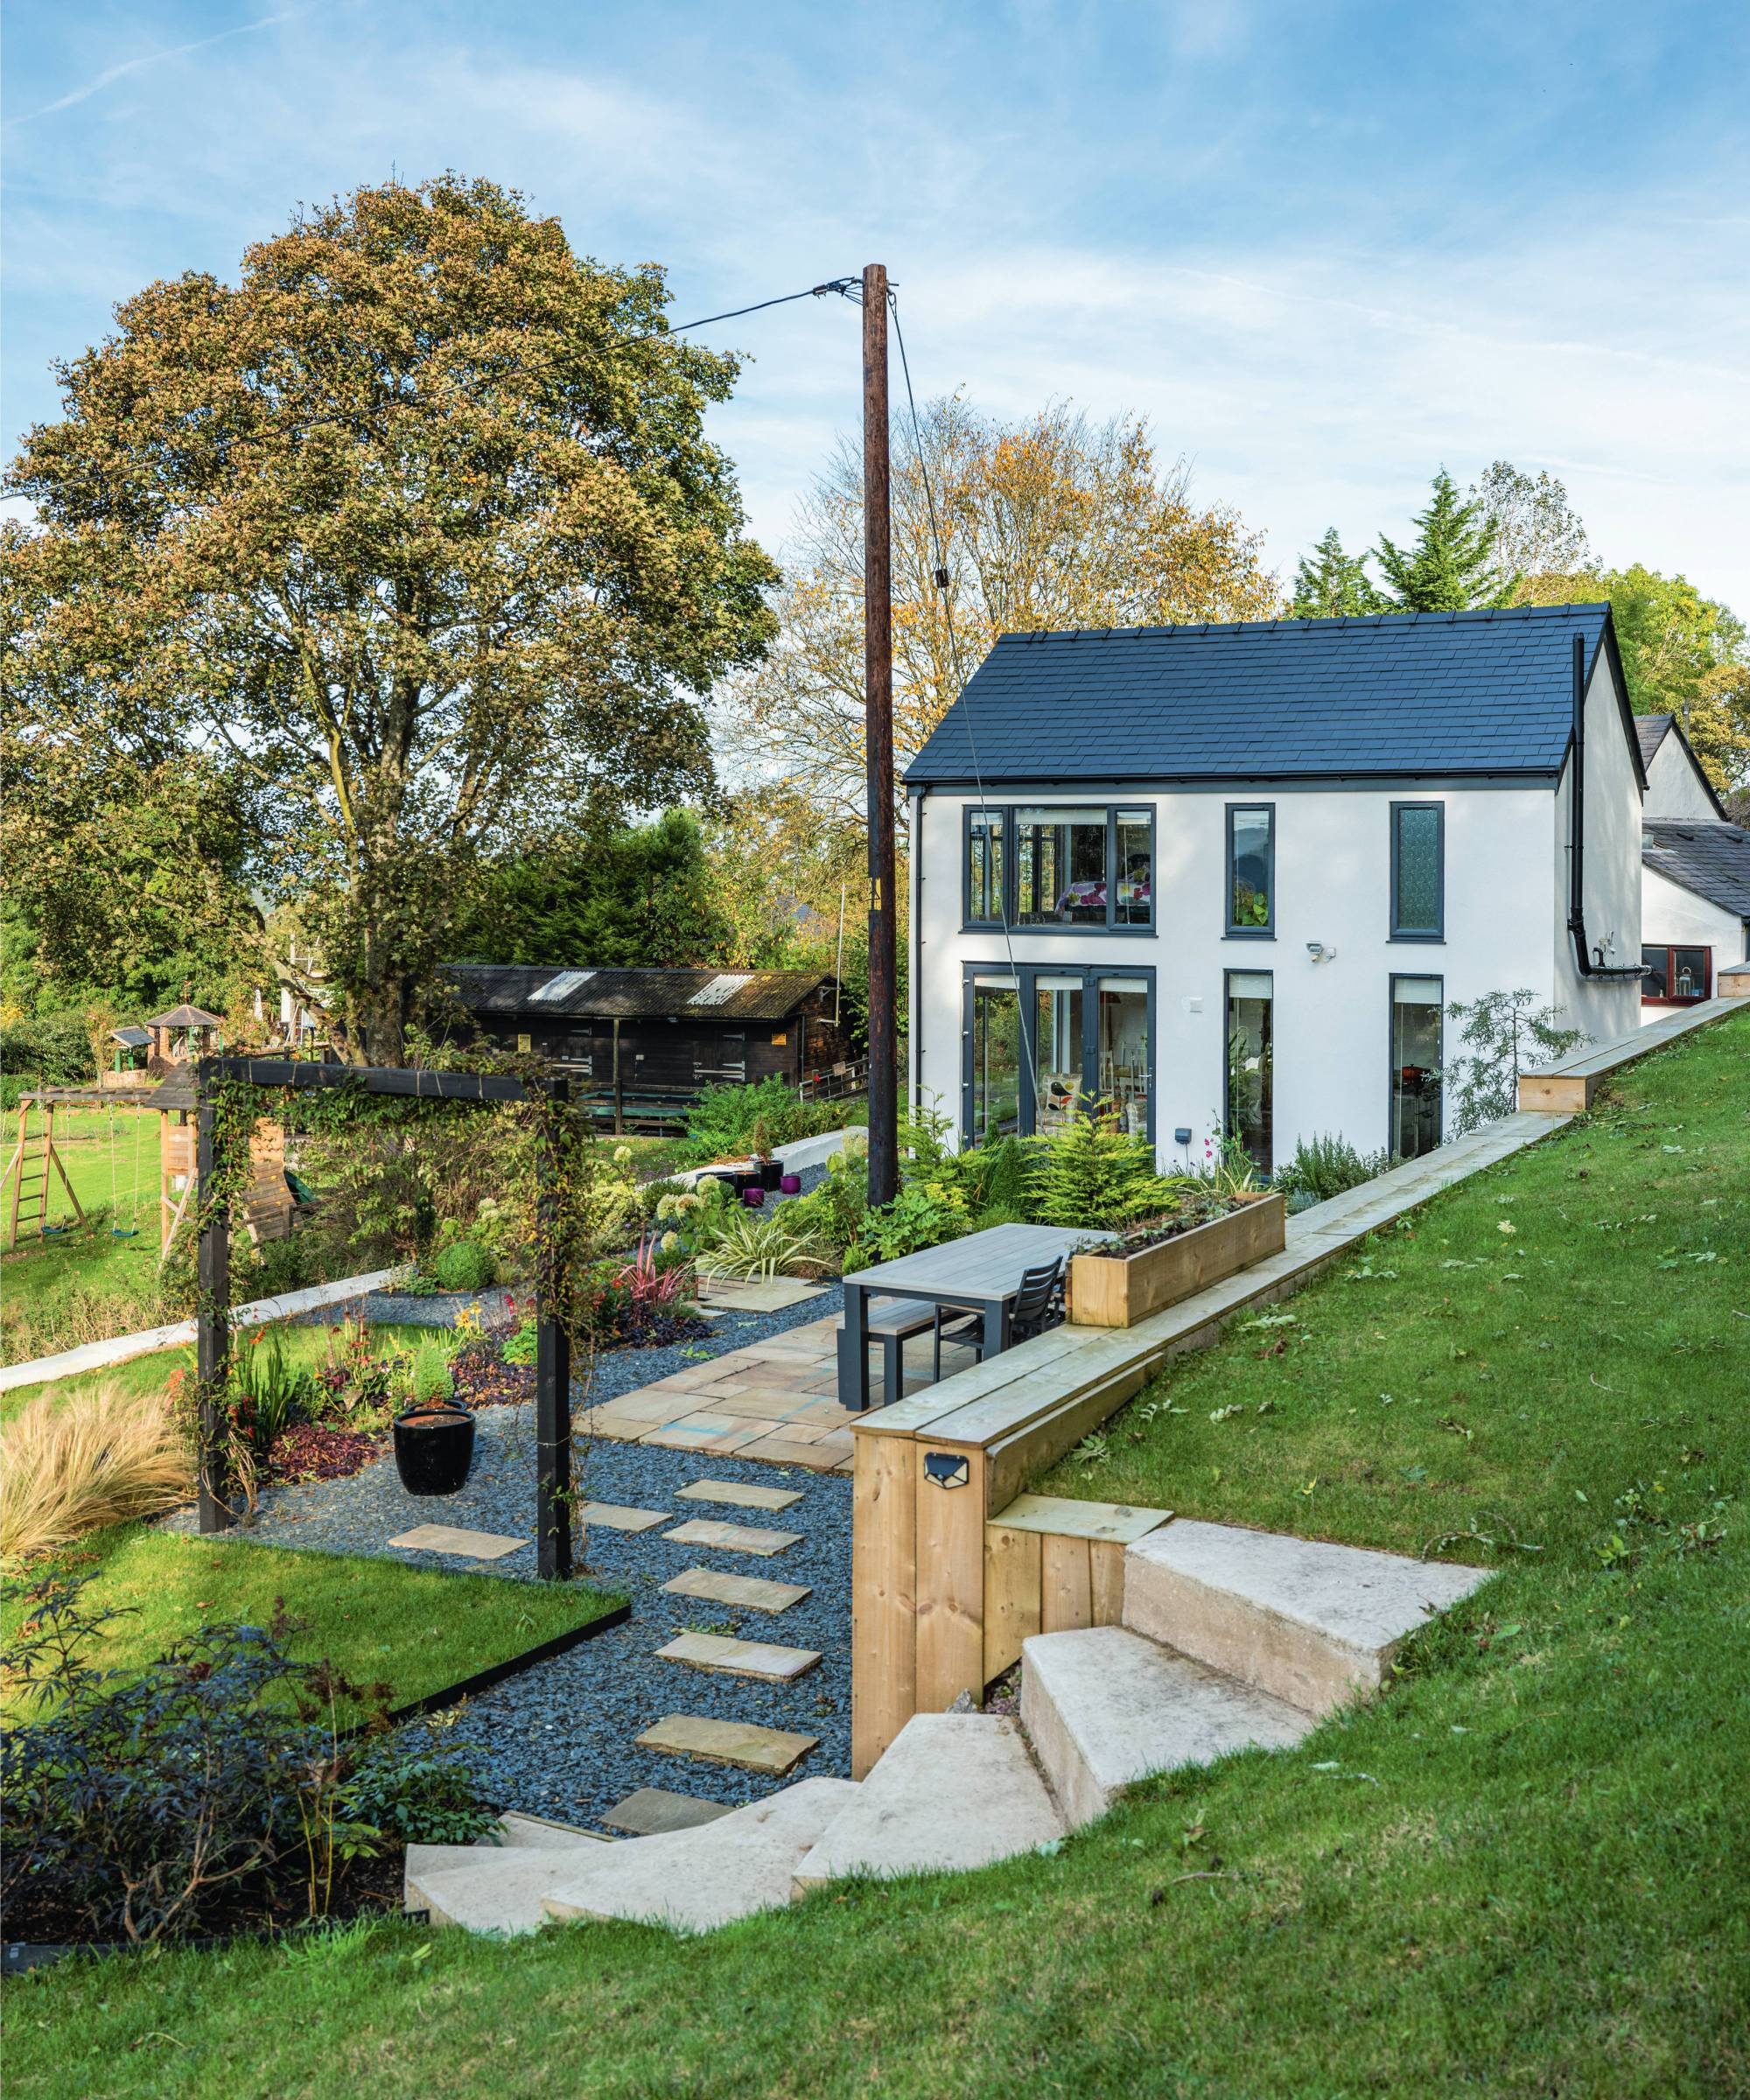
[963, 805, 1154, 932]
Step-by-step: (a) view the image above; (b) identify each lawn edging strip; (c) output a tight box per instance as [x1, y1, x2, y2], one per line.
[377, 1598, 631, 1729]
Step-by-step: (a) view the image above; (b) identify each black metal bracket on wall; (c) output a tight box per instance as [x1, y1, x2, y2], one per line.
[192, 1056, 576, 1579]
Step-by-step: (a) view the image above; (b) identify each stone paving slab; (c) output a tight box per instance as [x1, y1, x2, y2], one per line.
[601, 1787, 735, 1837]
[577, 1502, 671, 1533]
[662, 1517, 802, 1558]
[635, 1712, 820, 1775]
[662, 1565, 813, 1614]
[697, 1278, 827, 1312]
[676, 1479, 804, 1512]
[386, 1523, 527, 1560]
[656, 1631, 822, 1683]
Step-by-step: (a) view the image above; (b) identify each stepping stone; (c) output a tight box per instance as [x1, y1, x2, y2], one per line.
[578, 1502, 670, 1533]
[602, 1788, 734, 1837]
[676, 1479, 803, 1513]
[497, 1810, 604, 1848]
[656, 1631, 821, 1683]
[697, 1277, 825, 1312]
[542, 1778, 859, 1935]
[662, 1518, 802, 1558]
[636, 1712, 819, 1775]
[387, 1523, 526, 1560]
[662, 1565, 812, 1614]
[1020, 1625, 1312, 1830]
[1123, 1519, 1495, 1717]
[794, 1713, 1061, 1890]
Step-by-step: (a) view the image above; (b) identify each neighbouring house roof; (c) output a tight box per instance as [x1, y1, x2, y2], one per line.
[146, 1004, 224, 1029]
[109, 1026, 150, 1048]
[445, 965, 836, 1024]
[1642, 819, 1750, 925]
[905, 602, 1638, 788]
[1634, 711, 1730, 820]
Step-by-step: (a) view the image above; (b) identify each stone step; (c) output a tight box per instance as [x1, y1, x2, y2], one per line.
[663, 1565, 812, 1614]
[409, 1849, 600, 1934]
[656, 1631, 822, 1683]
[1019, 1625, 1313, 1830]
[602, 1788, 734, 1837]
[635, 1712, 820, 1775]
[1122, 1519, 1493, 1715]
[498, 1810, 606, 1848]
[676, 1479, 804, 1513]
[662, 1517, 802, 1558]
[541, 1777, 858, 1935]
[793, 1713, 1062, 1893]
[403, 1814, 610, 1912]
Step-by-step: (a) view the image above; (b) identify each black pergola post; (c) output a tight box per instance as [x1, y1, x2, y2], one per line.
[535, 1072, 573, 1581]
[194, 1057, 234, 1534]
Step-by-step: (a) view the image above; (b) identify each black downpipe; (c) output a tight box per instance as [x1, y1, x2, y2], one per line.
[1567, 631, 1647, 981]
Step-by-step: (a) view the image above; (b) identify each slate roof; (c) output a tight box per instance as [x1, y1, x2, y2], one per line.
[905, 603, 1625, 787]
[1642, 820, 1750, 923]
[445, 965, 834, 1023]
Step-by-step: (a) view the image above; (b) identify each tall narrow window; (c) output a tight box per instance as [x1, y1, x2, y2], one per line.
[967, 808, 1005, 925]
[1114, 809, 1154, 926]
[1390, 976, 1444, 1159]
[1033, 976, 1085, 1131]
[1226, 805, 1274, 934]
[1390, 802, 1444, 939]
[1224, 971, 1273, 1172]
[1015, 808, 1109, 925]
[1097, 978, 1151, 1138]
[970, 977, 1023, 1143]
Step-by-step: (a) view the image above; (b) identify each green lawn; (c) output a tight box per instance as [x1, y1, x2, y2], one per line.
[5, 1016, 1746, 2099]
[4, 1524, 622, 1722]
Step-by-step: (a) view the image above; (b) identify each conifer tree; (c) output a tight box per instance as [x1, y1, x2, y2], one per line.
[1375, 470, 1519, 612]
[1289, 528, 1382, 617]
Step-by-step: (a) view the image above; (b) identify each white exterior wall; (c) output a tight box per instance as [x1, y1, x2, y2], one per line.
[1550, 648, 1644, 1046]
[1641, 865, 1748, 970]
[913, 780, 1579, 1170]
[1644, 734, 1722, 822]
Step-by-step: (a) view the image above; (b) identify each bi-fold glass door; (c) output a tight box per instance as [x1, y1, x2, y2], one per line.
[964, 966, 1153, 1146]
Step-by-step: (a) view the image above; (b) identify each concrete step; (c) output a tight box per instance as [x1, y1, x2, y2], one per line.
[793, 1713, 1063, 1893]
[1122, 1519, 1493, 1715]
[402, 1812, 607, 1908]
[1019, 1625, 1312, 1829]
[542, 1778, 860, 1935]
[410, 1848, 606, 1934]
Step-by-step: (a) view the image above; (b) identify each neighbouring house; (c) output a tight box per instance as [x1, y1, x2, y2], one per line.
[1634, 712, 1750, 1012]
[445, 966, 857, 1125]
[903, 603, 1648, 1174]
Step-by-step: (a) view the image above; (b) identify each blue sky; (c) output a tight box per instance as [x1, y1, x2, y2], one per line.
[5, 1, 1748, 605]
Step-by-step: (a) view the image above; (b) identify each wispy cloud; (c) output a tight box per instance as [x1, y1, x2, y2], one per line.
[10, 9, 301, 126]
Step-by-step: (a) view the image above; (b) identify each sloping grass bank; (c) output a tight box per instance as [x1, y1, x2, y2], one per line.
[5, 1015, 1746, 2099]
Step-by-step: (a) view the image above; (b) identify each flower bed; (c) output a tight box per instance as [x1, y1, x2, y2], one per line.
[1067, 1193, 1286, 1329]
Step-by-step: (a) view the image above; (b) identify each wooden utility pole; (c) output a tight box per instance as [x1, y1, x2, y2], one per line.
[863, 262, 899, 1209]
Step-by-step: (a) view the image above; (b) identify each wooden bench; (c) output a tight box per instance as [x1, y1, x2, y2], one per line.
[837, 1299, 940, 1409]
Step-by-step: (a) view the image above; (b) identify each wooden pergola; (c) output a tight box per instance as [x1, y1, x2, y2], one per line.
[194, 1057, 577, 1579]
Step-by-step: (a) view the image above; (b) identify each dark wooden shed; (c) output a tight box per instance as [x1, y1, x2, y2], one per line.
[444, 966, 857, 1127]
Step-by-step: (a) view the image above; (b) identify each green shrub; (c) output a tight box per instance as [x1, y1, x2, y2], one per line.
[1026, 1104, 1182, 1229]
[431, 1239, 496, 1292]
[680, 1076, 843, 1166]
[410, 1348, 454, 1408]
[0, 1010, 94, 1088]
[1276, 1132, 1390, 1204]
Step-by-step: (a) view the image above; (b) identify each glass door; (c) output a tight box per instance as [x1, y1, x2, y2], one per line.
[1033, 976, 1085, 1132]
[970, 976, 1023, 1143]
[1390, 976, 1444, 1159]
[1225, 971, 1273, 1171]
[1097, 978, 1151, 1138]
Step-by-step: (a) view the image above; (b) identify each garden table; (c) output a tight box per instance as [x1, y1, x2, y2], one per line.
[836, 1222, 1109, 1413]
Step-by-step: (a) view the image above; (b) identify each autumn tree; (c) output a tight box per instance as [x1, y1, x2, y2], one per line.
[4, 176, 777, 1061]
[1375, 469, 1518, 612]
[1469, 460, 1592, 602]
[722, 399, 1279, 830]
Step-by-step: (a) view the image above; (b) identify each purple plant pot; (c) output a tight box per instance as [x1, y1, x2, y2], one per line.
[742, 1186, 766, 1208]
[780, 1172, 802, 1195]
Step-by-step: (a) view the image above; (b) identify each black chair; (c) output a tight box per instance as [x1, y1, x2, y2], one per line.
[932, 1256, 1064, 1380]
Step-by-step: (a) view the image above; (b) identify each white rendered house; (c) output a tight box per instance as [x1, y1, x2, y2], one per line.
[1634, 713, 1750, 1014]
[904, 604, 1648, 1174]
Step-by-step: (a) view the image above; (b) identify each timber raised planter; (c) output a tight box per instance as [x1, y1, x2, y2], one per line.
[1067, 1193, 1286, 1329]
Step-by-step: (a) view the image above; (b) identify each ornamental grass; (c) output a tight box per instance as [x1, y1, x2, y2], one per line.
[0, 1380, 190, 1563]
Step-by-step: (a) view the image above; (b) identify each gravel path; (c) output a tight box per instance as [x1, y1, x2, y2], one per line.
[172, 1284, 851, 1830]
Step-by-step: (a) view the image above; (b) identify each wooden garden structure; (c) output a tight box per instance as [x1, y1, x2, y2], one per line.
[2, 1098, 86, 1250]
[192, 1058, 579, 1580]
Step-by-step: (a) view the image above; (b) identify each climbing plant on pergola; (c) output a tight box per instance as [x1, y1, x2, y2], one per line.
[192, 1057, 591, 1579]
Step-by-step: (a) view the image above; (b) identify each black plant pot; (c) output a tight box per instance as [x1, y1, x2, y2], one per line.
[392, 1403, 476, 1495]
[759, 1158, 783, 1191]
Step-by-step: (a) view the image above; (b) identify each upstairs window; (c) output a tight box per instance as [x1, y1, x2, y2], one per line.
[964, 806, 1153, 931]
[1390, 802, 1445, 940]
[1226, 805, 1274, 934]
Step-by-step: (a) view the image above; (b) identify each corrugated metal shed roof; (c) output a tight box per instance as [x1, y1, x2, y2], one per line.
[109, 1026, 150, 1047]
[904, 602, 1619, 787]
[1642, 819, 1750, 922]
[445, 965, 834, 1023]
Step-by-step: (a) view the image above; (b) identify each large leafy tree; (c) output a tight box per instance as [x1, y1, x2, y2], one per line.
[1288, 527, 1382, 617]
[1375, 469, 1518, 612]
[4, 177, 777, 1061]
[1602, 564, 1749, 794]
[1469, 460, 1592, 603]
[722, 399, 1279, 830]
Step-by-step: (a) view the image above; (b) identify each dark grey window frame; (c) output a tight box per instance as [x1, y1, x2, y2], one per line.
[1223, 802, 1276, 938]
[960, 961, 1156, 1146]
[1389, 800, 1446, 942]
[960, 803, 1156, 935]
[1388, 971, 1445, 1162]
[1222, 967, 1274, 1174]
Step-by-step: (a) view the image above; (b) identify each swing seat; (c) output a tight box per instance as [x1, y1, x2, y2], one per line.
[111, 1226, 140, 1240]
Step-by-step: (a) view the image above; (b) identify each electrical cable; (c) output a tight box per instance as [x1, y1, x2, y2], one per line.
[886, 288, 1040, 1130]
